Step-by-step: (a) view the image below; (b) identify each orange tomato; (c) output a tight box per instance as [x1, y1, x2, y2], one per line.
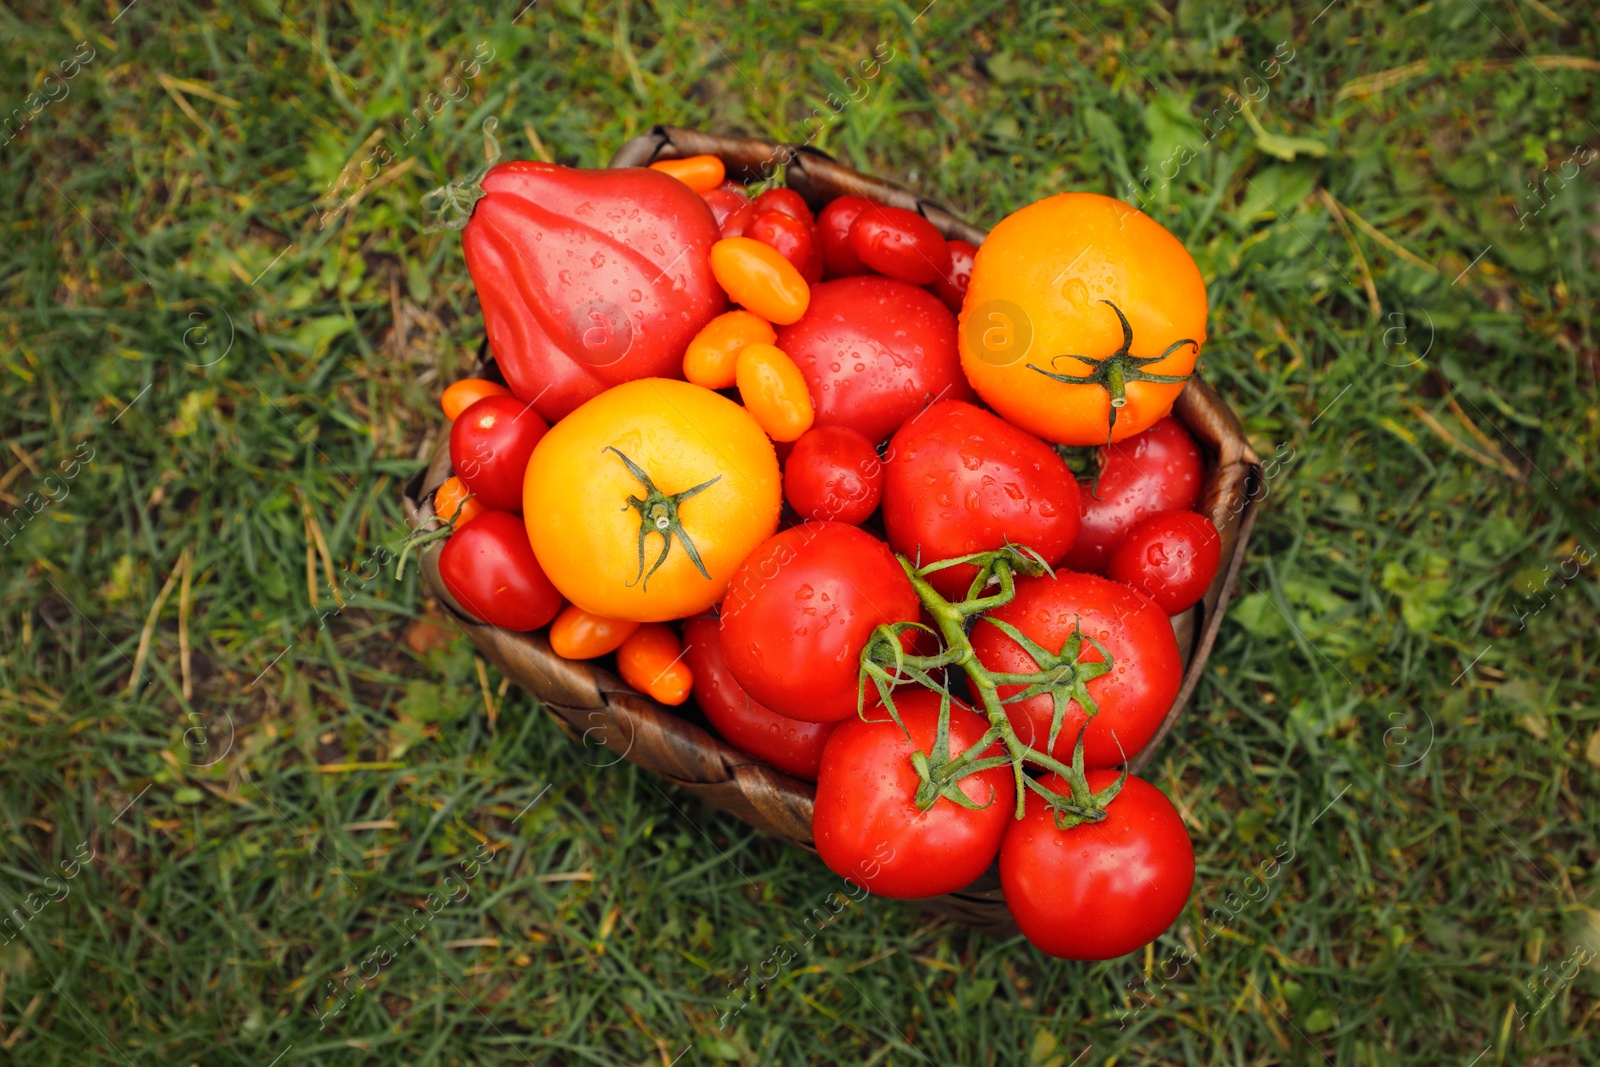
[709, 237, 810, 325]
[433, 476, 484, 528]
[616, 623, 693, 705]
[736, 343, 814, 443]
[958, 192, 1206, 445]
[441, 378, 511, 421]
[649, 154, 726, 194]
[683, 310, 776, 390]
[548, 604, 640, 659]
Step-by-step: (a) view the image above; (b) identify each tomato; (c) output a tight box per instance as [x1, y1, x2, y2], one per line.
[548, 604, 639, 659]
[783, 426, 882, 525]
[681, 615, 835, 781]
[813, 690, 1014, 898]
[816, 194, 876, 278]
[710, 237, 811, 326]
[719, 522, 919, 722]
[702, 184, 754, 238]
[439, 510, 564, 631]
[775, 276, 974, 445]
[440, 377, 510, 421]
[882, 401, 1081, 600]
[649, 153, 726, 193]
[683, 310, 776, 391]
[959, 192, 1207, 445]
[617, 623, 693, 705]
[736, 343, 814, 443]
[449, 396, 549, 513]
[524, 379, 781, 622]
[1108, 511, 1220, 616]
[849, 204, 951, 286]
[1063, 417, 1203, 575]
[1001, 770, 1194, 960]
[931, 238, 977, 314]
[752, 187, 813, 224]
[746, 210, 824, 285]
[433, 475, 484, 529]
[971, 571, 1180, 768]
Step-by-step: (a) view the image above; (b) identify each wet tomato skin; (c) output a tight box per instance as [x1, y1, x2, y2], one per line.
[449, 396, 549, 513]
[1108, 510, 1221, 615]
[931, 239, 978, 314]
[752, 187, 814, 225]
[438, 510, 563, 631]
[783, 425, 883, 525]
[747, 210, 824, 285]
[817, 195, 877, 278]
[1064, 417, 1203, 575]
[848, 204, 951, 285]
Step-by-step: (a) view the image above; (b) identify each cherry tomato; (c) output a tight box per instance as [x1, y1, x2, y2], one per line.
[548, 604, 639, 659]
[702, 184, 754, 238]
[1063, 417, 1203, 574]
[1001, 770, 1194, 960]
[783, 426, 882, 525]
[720, 522, 920, 722]
[849, 204, 951, 285]
[439, 510, 563, 631]
[449, 395, 549, 513]
[617, 623, 693, 706]
[433, 475, 484, 529]
[775, 276, 974, 445]
[882, 400, 1081, 600]
[441, 377, 511, 421]
[971, 572, 1181, 769]
[681, 615, 835, 781]
[752, 187, 813, 224]
[813, 690, 1014, 898]
[746, 210, 824, 285]
[816, 194, 876, 278]
[710, 237, 811, 326]
[1108, 511, 1221, 616]
[736, 343, 814, 443]
[931, 238, 977, 314]
[649, 154, 726, 193]
[683, 310, 777, 390]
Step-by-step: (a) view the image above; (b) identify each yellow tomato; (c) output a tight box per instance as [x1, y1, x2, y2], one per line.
[736, 343, 814, 442]
[958, 192, 1207, 445]
[524, 378, 781, 622]
[683, 310, 776, 390]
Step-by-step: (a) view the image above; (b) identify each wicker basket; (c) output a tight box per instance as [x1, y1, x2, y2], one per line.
[402, 126, 1263, 935]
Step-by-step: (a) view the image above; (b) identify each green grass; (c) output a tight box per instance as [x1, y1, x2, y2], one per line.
[3, 0, 1599, 1063]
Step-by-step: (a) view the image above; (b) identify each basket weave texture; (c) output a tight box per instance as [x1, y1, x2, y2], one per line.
[402, 126, 1263, 934]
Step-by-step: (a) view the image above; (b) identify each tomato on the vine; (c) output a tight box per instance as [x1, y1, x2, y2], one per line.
[1001, 770, 1194, 960]
[1064, 417, 1203, 575]
[439, 510, 563, 632]
[449, 395, 548, 513]
[813, 689, 1014, 898]
[1108, 510, 1220, 615]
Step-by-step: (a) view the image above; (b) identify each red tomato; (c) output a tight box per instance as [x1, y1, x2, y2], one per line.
[752, 187, 814, 224]
[783, 426, 883, 525]
[971, 572, 1180, 768]
[438, 510, 563, 631]
[849, 204, 951, 286]
[817, 195, 877, 278]
[719, 522, 919, 722]
[702, 184, 754, 238]
[747, 210, 824, 285]
[775, 276, 974, 445]
[882, 401, 1081, 600]
[681, 616, 835, 781]
[1001, 770, 1194, 960]
[449, 396, 549, 512]
[931, 238, 977, 314]
[813, 690, 1014, 898]
[1108, 511, 1221, 615]
[1063, 417, 1203, 575]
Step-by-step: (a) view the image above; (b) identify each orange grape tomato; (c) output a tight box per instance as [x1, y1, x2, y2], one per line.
[433, 476, 484, 528]
[682, 310, 778, 390]
[441, 378, 511, 421]
[649, 154, 726, 194]
[616, 623, 693, 705]
[709, 237, 810, 325]
[548, 604, 640, 659]
[736, 343, 815, 443]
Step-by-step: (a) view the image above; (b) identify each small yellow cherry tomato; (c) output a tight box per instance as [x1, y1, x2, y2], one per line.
[649, 154, 726, 194]
[709, 237, 810, 326]
[616, 623, 693, 705]
[683, 310, 777, 390]
[736, 343, 815, 443]
[441, 378, 511, 421]
[433, 476, 484, 528]
[548, 604, 640, 659]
